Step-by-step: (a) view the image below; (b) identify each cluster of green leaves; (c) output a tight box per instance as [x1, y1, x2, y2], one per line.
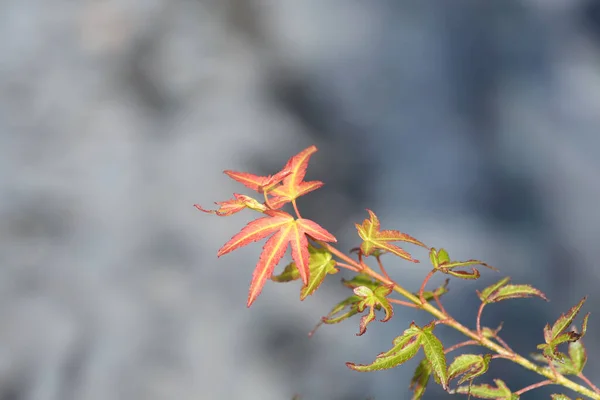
[198, 145, 599, 400]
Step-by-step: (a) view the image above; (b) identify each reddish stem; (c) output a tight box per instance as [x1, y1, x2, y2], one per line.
[419, 269, 437, 304]
[548, 359, 561, 381]
[579, 372, 600, 394]
[444, 340, 480, 354]
[263, 191, 275, 210]
[433, 292, 448, 315]
[292, 199, 302, 218]
[514, 380, 553, 396]
[336, 262, 361, 273]
[375, 255, 391, 281]
[388, 298, 420, 309]
[476, 302, 486, 337]
[494, 335, 514, 353]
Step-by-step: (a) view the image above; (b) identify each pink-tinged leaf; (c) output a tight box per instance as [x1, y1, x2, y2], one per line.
[356, 209, 427, 262]
[217, 211, 293, 257]
[550, 297, 587, 340]
[247, 228, 291, 307]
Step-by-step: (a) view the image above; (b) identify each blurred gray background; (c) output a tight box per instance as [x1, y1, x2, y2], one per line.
[1, 0, 600, 399]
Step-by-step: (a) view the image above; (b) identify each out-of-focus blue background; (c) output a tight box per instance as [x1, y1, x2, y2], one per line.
[1, 1, 599, 399]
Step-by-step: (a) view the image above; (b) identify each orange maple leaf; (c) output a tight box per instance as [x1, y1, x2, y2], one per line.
[356, 209, 428, 262]
[268, 145, 324, 209]
[218, 210, 337, 307]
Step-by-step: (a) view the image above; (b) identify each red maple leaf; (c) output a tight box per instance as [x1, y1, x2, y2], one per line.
[224, 164, 292, 194]
[268, 145, 324, 209]
[221, 146, 323, 210]
[218, 210, 337, 307]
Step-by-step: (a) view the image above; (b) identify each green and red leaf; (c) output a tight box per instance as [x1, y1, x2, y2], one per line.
[419, 323, 448, 390]
[346, 323, 422, 371]
[342, 274, 382, 291]
[429, 248, 497, 281]
[320, 295, 363, 325]
[347, 321, 447, 389]
[354, 284, 394, 336]
[410, 359, 432, 400]
[538, 297, 589, 363]
[454, 378, 518, 400]
[448, 354, 491, 385]
[550, 297, 587, 340]
[355, 209, 427, 262]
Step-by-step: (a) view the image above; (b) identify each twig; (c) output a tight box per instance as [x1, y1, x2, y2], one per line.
[388, 298, 420, 309]
[375, 255, 391, 281]
[514, 380, 553, 396]
[445, 340, 480, 354]
[419, 269, 436, 304]
[476, 302, 486, 337]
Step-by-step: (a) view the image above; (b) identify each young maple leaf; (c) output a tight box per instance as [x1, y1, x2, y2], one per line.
[267, 145, 324, 209]
[356, 209, 428, 262]
[194, 193, 266, 216]
[217, 210, 337, 307]
[224, 163, 292, 194]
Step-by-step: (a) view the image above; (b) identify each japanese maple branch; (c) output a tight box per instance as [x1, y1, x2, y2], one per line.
[315, 240, 600, 400]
